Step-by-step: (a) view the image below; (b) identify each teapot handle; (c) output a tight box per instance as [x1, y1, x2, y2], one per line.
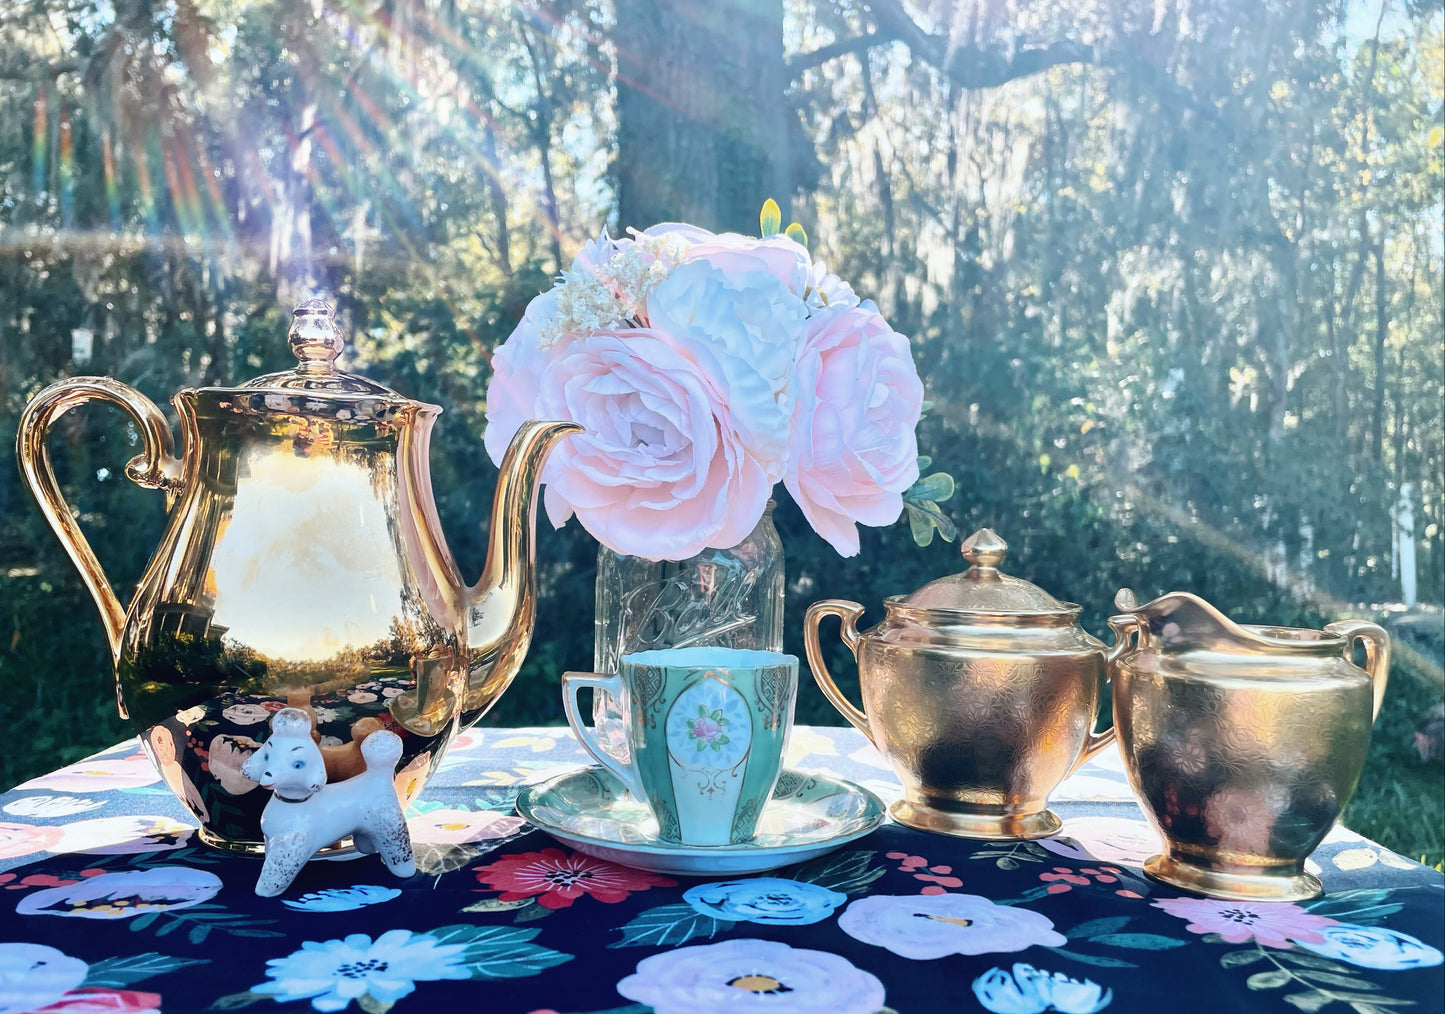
[1323, 620, 1391, 722]
[16, 377, 184, 659]
[803, 600, 872, 743]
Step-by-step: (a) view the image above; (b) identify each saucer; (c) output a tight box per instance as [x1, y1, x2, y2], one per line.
[516, 767, 886, 876]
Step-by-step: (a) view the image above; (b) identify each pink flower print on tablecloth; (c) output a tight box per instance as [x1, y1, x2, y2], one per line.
[886, 851, 963, 894]
[409, 808, 526, 846]
[1151, 897, 1340, 948]
[1039, 866, 1131, 897]
[30, 988, 161, 1013]
[0, 821, 65, 860]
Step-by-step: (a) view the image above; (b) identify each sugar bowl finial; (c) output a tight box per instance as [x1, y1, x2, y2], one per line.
[241, 708, 415, 897]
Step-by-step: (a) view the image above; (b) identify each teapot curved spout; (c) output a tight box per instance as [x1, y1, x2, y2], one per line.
[460, 419, 582, 727]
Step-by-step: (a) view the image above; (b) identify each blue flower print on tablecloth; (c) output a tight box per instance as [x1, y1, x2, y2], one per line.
[281, 885, 403, 913]
[3, 795, 105, 819]
[973, 963, 1112, 1014]
[1293, 922, 1444, 969]
[682, 878, 847, 926]
[617, 938, 886, 1014]
[839, 893, 1067, 958]
[0, 942, 89, 1014]
[251, 926, 571, 1012]
[16, 867, 222, 919]
[16, 752, 159, 793]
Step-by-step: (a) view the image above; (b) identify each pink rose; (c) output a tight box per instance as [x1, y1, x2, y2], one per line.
[645, 223, 813, 298]
[785, 305, 923, 556]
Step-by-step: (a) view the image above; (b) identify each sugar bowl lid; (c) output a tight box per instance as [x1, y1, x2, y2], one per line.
[897, 528, 1073, 615]
[231, 298, 398, 397]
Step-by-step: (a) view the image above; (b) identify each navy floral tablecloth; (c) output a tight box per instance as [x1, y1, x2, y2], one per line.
[1, 726, 1441, 1014]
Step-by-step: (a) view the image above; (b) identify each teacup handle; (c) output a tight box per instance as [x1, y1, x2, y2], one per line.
[561, 671, 644, 798]
[803, 600, 873, 743]
[1323, 620, 1391, 722]
[1063, 614, 1142, 776]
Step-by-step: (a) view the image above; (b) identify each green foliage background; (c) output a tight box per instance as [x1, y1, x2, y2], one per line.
[1, 0, 1441, 863]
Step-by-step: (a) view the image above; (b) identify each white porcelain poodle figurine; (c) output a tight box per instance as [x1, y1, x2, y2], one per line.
[242, 707, 415, 897]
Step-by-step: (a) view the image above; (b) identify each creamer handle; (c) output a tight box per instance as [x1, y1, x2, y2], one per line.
[803, 600, 873, 743]
[1067, 613, 1141, 775]
[1324, 620, 1391, 722]
[16, 377, 183, 660]
[561, 671, 644, 799]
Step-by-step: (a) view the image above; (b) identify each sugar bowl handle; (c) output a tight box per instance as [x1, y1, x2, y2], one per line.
[1323, 620, 1391, 722]
[803, 600, 872, 743]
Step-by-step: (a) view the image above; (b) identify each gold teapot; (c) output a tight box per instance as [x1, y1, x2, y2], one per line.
[16, 299, 580, 851]
[1108, 589, 1389, 901]
[804, 528, 1117, 839]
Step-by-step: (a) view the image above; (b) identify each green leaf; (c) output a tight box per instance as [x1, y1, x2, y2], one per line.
[1090, 933, 1188, 950]
[785, 222, 808, 246]
[1247, 970, 1292, 990]
[1283, 992, 1334, 1012]
[1303, 972, 1380, 990]
[789, 850, 884, 894]
[84, 953, 211, 989]
[917, 455, 932, 471]
[461, 897, 536, 914]
[423, 924, 572, 978]
[513, 901, 555, 924]
[1280, 952, 1356, 971]
[1066, 916, 1132, 940]
[907, 472, 956, 503]
[907, 505, 938, 546]
[208, 992, 268, 1011]
[1221, 949, 1267, 968]
[609, 903, 734, 949]
[759, 199, 781, 237]
[357, 995, 394, 1014]
[1043, 947, 1137, 968]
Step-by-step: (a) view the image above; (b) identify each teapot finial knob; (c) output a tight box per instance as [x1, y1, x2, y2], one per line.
[961, 528, 1008, 571]
[289, 298, 344, 372]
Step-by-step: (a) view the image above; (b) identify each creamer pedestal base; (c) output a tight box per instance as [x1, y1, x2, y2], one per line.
[1144, 852, 1323, 901]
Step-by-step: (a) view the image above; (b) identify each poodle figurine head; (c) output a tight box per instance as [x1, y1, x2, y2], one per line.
[242, 707, 326, 800]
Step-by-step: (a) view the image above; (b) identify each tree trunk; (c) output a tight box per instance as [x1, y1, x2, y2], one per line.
[614, 0, 792, 233]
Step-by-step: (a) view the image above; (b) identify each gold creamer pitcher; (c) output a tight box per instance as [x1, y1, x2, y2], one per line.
[804, 528, 1117, 840]
[17, 299, 580, 851]
[1108, 589, 1389, 900]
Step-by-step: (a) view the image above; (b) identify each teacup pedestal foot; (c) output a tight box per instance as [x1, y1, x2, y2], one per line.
[1143, 853, 1323, 902]
[889, 800, 1063, 840]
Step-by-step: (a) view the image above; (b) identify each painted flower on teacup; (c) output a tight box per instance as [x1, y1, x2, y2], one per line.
[839, 894, 1067, 958]
[221, 702, 271, 726]
[208, 735, 259, 795]
[683, 878, 847, 926]
[665, 680, 751, 770]
[1293, 923, 1443, 970]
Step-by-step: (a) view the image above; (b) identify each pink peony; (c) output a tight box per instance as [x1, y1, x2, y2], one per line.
[785, 304, 923, 556]
[1151, 896, 1340, 948]
[489, 328, 774, 559]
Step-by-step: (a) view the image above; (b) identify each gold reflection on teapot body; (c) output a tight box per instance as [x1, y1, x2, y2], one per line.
[19, 300, 580, 851]
[1109, 590, 1389, 901]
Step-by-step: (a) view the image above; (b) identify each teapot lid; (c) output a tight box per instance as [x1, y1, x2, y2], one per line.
[228, 299, 400, 398]
[899, 528, 1072, 614]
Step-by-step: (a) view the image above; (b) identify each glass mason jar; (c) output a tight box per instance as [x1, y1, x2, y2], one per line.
[591, 501, 785, 762]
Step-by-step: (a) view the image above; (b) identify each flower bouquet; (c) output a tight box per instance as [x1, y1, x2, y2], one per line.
[483, 201, 953, 560]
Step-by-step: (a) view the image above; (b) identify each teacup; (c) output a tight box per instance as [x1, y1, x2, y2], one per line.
[562, 647, 798, 846]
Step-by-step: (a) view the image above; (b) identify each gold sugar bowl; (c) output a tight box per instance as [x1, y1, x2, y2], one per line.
[803, 528, 1117, 839]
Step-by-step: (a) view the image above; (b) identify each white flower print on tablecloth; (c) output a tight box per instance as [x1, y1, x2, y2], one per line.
[3, 795, 105, 819]
[839, 893, 1067, 958]
[16, 867, 222, 919]
[0, 821, 65, 860]
[682, 878, 847, 926]
[17, 752, 159, 793]
[48, 815, 194, 855]
[1294, 923, 1444, 969]
[254, 929, 471, 1012]
[973, 963, 1112, 1014]
[408, 807, 527, 846]
[0, 942, 88, 1014]
[1040, 817, 1163, 867]
[617, 938, 886, 1014]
